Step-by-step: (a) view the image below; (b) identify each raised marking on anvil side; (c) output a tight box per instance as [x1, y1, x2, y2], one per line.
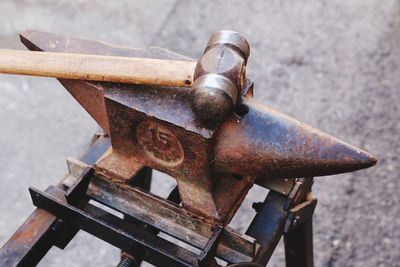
[135, 121, 184, 167]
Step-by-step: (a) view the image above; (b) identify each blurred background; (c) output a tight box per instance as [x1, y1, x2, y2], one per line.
[0, 0, 399, 266]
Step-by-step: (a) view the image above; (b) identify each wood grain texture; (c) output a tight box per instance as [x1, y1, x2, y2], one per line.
[0, 49, 196, 87]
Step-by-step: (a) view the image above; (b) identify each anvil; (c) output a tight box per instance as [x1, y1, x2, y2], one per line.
[15, 30, 377, 224]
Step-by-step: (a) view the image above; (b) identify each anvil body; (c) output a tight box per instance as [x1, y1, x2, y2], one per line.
[20, 31, 376, 222]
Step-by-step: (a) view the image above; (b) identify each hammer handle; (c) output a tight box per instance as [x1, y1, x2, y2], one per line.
[0, 49, 197, 87]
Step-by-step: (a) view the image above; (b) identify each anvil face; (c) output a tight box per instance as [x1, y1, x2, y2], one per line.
[20, 30, 376, 222]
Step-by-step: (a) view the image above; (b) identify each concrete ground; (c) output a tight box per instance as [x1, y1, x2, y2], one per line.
[0, 0, 399, 266]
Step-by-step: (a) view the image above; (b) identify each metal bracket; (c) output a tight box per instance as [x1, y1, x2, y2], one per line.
[284, 198, 317, 233]
[197, 226, 223, 267]
[283, 178, 314, 210]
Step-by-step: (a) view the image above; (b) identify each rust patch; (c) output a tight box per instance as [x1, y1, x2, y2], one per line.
[10, 209, 54, 244]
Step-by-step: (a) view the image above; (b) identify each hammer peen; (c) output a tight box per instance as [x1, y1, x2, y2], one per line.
[0, 30, 249, 122]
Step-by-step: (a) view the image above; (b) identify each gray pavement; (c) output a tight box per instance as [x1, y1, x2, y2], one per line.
[0, 1, 399, 266]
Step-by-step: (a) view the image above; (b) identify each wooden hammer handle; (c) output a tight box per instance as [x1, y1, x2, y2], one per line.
[0, 49, 197, 87]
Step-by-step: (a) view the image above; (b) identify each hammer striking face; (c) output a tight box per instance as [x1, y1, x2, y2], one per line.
[190, 30, 250, 123]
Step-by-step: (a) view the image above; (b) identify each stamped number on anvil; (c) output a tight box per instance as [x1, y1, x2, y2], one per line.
[136, 121, 184, 167]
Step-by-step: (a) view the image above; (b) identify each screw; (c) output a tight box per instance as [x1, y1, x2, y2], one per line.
[292, 215, 301, 227]
[117, 256, 138, 267]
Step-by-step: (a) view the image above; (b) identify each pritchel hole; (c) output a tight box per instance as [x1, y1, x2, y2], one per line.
[235, 104, 249, 117]
[184, 79, 191, 85]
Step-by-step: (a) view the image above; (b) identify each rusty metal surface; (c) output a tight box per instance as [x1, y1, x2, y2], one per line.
[214, 97, 377, 179]
[18, 30, 377, 224]
[30, 186, 201, 267]
[16, 153, 254, 266]
[55, 149, 258, 265]
[19, 30, 254, 222]
[87, 174, 257, 263]
[0, 208, 57, 267]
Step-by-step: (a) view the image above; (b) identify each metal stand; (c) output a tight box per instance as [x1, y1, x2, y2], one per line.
[0, 135, 317, 267]
[284, 220, 314, 267]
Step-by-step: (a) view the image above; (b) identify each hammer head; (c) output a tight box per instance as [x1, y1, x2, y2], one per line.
[190, 30, 250, 123]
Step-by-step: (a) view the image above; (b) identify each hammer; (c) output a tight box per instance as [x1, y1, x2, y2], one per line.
[0, 30, 249, 122]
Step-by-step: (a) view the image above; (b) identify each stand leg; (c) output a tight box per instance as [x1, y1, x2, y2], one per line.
[284, 219, 314, 267]
[120, 167, 153, 266]
[245, 191, 288, 266]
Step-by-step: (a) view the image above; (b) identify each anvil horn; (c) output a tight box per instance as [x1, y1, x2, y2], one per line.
[215, 98, 377, 178]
